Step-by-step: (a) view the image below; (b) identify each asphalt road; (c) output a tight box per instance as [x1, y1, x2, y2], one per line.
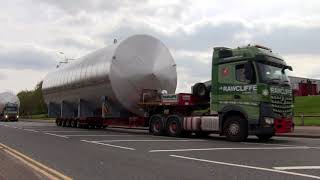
[0, 121, 320, 180]
[0, 149, 48, 180]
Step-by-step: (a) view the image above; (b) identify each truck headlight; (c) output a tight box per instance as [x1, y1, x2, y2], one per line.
[16, 115, 19, 118]
[264, 117, 274, 125]
[262, 89, 269, 96]
[5, 115, 8, 119]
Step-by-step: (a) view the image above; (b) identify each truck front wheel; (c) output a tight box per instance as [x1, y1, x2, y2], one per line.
[150, 115, 165, 136]
[223, 116, 248, 142]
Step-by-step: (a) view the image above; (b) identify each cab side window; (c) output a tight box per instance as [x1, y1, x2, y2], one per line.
[235, 64, 248, 82]
[235, 63, 256, 84]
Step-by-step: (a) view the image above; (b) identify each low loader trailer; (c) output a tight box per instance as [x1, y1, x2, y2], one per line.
[43, 35, 294, 141]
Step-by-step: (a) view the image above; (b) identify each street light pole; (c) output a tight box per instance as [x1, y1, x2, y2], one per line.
[56, 52, 76, 68]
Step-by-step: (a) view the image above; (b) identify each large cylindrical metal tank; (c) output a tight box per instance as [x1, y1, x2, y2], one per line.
[42, 34, 177, 117]
[0, 92, 20, 111]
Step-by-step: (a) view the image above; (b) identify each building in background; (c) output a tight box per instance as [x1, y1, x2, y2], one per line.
[289, 76, 320, 96]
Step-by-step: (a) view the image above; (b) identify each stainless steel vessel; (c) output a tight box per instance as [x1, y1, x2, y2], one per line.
[42, 34, 177, 117]
[0, 92, 20, 111]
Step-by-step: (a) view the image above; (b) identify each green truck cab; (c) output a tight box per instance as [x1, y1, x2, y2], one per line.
[143, 44, 294, 142]
[210, 45, 294, 141]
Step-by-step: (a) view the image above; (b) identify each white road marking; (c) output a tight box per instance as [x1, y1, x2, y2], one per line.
[149, 146, 311, 152]
[42, 131, 93, 133]
[170, 155, 320, 179]
[65, 134, 134, 137]
[97, 139, 205, 142]
[277, 136, 320, 141]
[11, 126, 22, 129]
[274, 166, 320, 170]
[23, 129, 39, 133]
[44, 133, 69, 139]
[242, 142, 296, 147]
[81, 140, 135, 150]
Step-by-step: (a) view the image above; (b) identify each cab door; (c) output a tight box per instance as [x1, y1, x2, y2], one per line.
[217, 61, 259, 120]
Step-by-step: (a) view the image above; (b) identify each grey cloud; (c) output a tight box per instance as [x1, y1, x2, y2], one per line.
[252, 26, 320, 54]
[50, 37, 98, 51]
[174, 55, 211, 79]
[165, 23, 245, 51]
[35, 0, 147, 14]
[0, 46, 56, 70]
[102, 22, 248, 51]
[106, 21, 320, 55]
[0, 72, 7, 80]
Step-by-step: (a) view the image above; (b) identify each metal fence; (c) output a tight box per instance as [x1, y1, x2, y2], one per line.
[295, 113, 320, 126]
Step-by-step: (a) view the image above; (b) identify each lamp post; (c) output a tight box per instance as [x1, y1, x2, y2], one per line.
[56, 52, 76, 68]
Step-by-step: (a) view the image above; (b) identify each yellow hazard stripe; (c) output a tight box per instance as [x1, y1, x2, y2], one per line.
[0, 143, 72, 180]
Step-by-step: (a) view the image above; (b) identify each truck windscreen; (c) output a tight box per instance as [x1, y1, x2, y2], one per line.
[256, 62, 290, 84]
[5, 107, 17, 111]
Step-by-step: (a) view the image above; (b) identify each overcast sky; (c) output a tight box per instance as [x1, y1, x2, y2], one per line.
[1, 0, 320, 93]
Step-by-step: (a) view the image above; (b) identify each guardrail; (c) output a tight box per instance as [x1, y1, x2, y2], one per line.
[295, 113, 320, 126]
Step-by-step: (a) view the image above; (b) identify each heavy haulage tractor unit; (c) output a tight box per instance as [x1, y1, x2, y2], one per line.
[42, 34, 294, 142]
[0, 92, 20, 121]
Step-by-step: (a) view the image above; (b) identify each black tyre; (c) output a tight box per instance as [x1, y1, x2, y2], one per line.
[67, 119, 72, 127]
[57, 119, 62, 126]
[62, 120, 67, 127]
[76, 121, 82, 128]
[223, 116, 248, 142]
[192, 83, 208, 99]
[149, 114, 165, 136]
[166, 115, 182, 137]
[257, 134, 273, 141]
[70, 120, 77, 128]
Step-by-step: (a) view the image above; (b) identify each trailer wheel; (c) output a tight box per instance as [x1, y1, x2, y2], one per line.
[150, 115, 164, 136]
[61, 120, 66, 127]
[76, 121, 81, 128]
[70, 120, 77, 128]
[223, 116, 248, 142]
[166, 115, 182, 137]
[57, 119, 62, 126]
[257, 134, 273, 141]
[67, 119, 72, 127]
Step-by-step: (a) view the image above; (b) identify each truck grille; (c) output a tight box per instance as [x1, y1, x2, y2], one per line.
[271, 95, 293, 117]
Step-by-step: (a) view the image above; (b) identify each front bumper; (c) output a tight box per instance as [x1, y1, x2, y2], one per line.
[3, 115, 18, 121]
[259, 103, 294, 134]
[274, 118, 294, 133]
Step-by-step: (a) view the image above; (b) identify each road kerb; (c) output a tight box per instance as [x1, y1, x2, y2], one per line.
[0, 143, 72, 180]
[277, 134, 320, 139]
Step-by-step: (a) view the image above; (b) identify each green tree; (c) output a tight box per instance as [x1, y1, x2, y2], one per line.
[17, 81, 47, 116]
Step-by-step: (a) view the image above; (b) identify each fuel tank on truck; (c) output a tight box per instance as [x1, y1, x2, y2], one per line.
[42, 34, 177, 117]
[0, 92, 20, 111]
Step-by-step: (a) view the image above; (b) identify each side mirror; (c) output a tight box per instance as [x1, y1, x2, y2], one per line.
[244, 62, 254, 82]
[282, 66, 293, 73]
